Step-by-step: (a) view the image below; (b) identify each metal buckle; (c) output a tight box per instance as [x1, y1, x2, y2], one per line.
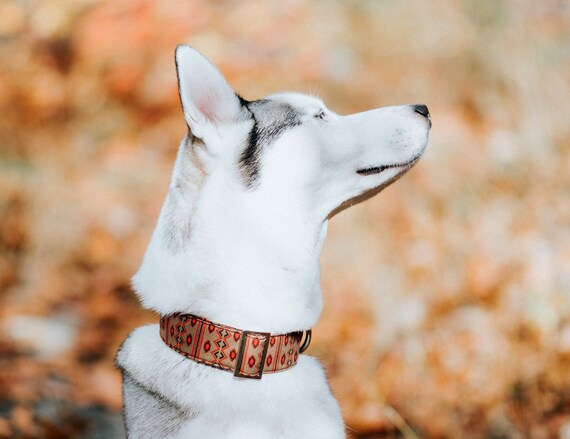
[233, 330, 271, 379]
[299, 329, 312, 354]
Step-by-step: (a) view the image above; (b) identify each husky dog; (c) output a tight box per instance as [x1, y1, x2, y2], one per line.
[116, 45, 431, 438]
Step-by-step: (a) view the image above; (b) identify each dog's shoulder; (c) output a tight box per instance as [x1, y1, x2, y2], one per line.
[117, 324, 222, 410]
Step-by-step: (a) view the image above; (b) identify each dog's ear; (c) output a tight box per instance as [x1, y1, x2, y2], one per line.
[175, 45, 243, 138]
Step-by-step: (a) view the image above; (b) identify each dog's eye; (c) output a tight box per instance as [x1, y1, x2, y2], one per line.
[314, 110, 327, 121]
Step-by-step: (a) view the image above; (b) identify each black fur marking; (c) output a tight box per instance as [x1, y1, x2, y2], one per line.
[241, 119, 261, 185]
[239, 99, 303, 187]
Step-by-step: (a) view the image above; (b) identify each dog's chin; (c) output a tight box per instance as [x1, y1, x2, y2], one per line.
[327, 166, 413, 220]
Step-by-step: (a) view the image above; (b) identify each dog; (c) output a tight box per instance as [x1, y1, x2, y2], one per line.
[116, 45, 431, 438]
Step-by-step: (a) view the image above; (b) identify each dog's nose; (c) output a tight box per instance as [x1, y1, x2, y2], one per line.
[412, 104, 430, 119]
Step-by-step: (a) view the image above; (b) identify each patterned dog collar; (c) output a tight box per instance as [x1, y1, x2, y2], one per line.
[159, 313, 312, 379]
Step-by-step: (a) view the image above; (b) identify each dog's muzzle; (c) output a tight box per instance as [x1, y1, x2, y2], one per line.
[160, 313, 312, 379]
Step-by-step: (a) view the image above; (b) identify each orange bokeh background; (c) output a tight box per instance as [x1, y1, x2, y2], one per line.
[1, 1, 569, 437]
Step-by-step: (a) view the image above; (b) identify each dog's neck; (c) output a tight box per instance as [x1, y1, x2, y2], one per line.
[132, 138, 326, 334]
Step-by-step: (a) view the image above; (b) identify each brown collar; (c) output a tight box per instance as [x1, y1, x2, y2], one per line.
[160, 313, 312, 379]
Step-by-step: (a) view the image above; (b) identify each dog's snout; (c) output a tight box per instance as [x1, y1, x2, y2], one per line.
[412, 104, 430, 120]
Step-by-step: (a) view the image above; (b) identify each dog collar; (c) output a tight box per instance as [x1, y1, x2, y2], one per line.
[159, 313, 312, 379]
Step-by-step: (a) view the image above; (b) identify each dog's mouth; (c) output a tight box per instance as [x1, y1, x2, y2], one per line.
[356, 152, 423, 176]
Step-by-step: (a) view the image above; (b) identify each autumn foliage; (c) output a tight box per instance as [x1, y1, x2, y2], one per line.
[0, 1, 569, 437]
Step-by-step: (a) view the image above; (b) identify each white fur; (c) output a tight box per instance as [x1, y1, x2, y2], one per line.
[118, 45, 431, 438]
[118, 325, 344, 438]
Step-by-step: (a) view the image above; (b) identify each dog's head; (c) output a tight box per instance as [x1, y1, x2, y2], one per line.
[132, 46, 431, 318]
[175, 45, 431, 223]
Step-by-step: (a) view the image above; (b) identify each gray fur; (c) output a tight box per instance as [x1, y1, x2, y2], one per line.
[122, 372, 194, 439]
[161, 136, 207, 253]
[161, 189, 192, 253]
[240, 99, 303, 186]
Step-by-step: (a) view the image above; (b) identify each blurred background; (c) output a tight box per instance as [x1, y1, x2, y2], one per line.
[0, 0, 569, 437]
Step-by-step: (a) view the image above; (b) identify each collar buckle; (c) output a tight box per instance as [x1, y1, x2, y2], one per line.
[233, 330, 271, 379]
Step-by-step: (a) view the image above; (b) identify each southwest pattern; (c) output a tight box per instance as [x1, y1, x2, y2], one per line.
[159, 313, 306, 379]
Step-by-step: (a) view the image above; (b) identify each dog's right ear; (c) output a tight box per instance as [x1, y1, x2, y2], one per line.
[175, 45, 243, 139]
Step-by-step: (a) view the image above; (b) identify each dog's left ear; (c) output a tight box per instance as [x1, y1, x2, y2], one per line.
[175, 45, 243, 138]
